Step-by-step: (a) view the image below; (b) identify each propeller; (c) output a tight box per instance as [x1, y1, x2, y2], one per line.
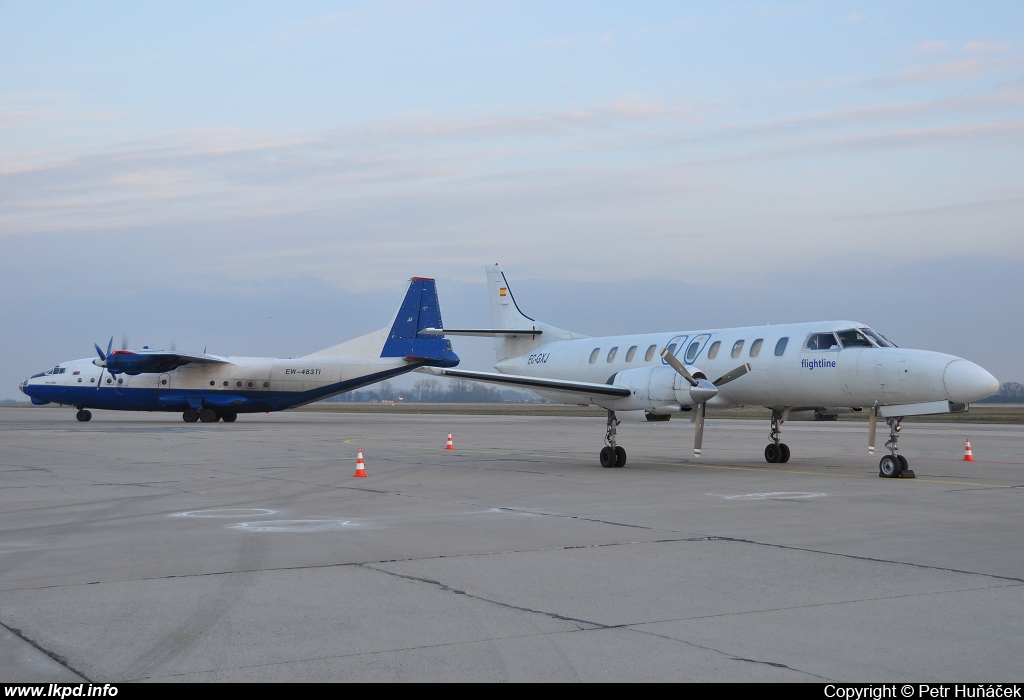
[868, 402, 878, 454]
[660, 348, 752, 457]
[93, 337, 114, 389]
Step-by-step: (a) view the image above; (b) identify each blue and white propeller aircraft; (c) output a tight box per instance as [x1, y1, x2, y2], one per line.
[20, 277, 458, 423]
[422, 265, 1000, 478]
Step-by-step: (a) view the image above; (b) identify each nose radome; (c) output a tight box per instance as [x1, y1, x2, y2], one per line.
[944, 360, 1000, 403]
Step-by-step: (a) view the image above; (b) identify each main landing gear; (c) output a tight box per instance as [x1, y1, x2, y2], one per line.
[878, 416, 915, 478]
[763, 410, 791, 464]
[599, 410, 627, 468]
[75, 409, 92, 422]
[181, 408, 237, 423]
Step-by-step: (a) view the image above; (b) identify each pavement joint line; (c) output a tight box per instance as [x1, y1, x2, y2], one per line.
[0, 619, 90, 682]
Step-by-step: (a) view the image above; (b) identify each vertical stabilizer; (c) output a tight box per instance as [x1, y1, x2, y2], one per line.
[486, 264, 581, 363]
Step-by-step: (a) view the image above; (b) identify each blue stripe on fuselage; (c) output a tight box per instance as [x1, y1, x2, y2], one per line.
[22, 364, 422, 414]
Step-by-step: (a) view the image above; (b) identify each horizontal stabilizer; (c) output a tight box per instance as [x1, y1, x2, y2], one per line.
[420, 328, 542, 337]
[419, 367, 631, 397]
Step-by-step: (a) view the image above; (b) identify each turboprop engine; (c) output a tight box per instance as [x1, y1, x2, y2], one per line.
[605, 352, 752, 457]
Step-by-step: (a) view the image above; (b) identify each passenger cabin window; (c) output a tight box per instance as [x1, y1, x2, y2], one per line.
[774, 337, 789, 356]
[731, 340, 744, 359]
[645, 345, 657, 361]
[665, 343, 678, 357]
[685, 340, 701, 363]
[835, 329, 874, 348]
[707, 341, 720, 359]
[750, 339, 763, 357]
[805, 332, 839, 351]
[607, 347, 618, 363]
[589, 348, 600, 364]
[625, 346, 637, 362]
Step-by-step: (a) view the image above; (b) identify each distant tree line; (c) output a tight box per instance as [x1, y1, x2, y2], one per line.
[978, 382, 1024, 403]
[324, 378, 544, 403]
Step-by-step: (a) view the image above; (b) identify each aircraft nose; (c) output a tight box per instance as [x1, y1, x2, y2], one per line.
[944, 360, 1000, 403]
[19, 379, 29, 395]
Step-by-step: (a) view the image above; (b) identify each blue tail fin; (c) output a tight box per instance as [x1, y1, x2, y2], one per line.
[380, 277, 459, 367]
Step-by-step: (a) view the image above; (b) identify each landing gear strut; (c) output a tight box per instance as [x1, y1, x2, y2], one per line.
[879, 417, 914, 478]
[75, 409, 92, 422]
[599, 410, 626, 468]
[764, 410, 791, 464]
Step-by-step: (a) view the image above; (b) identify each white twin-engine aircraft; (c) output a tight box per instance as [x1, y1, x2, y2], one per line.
[20, 277, 459, 423]
[423, 265, 1000, 478]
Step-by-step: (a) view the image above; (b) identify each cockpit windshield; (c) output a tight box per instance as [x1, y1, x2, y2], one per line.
[832, 327, 897, 349]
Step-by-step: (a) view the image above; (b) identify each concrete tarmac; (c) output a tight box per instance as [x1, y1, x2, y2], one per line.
[1, 407, 1022, 682]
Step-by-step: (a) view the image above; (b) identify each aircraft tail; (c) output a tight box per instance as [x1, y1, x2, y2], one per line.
[303, 277, 458, 367]
[486, 264, 581, 363]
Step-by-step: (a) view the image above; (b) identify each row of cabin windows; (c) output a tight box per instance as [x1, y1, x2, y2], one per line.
[588, 337, 791, 364]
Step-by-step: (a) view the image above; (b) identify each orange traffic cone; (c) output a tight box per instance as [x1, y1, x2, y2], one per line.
[353, 449, 368, 477]
[445, 431, 454, 450]
[962, 439, 974, 462]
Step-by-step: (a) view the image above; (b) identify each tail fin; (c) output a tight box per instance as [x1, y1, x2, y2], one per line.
[303, 277, 458, 367]
[380, 277, 459, 366]
[486, 264, 581, 363]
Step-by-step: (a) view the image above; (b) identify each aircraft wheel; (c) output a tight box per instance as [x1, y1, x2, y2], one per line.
[76, 409, 92, 422]
[879, 455, 902, 478]
[182, 409, 198, 423]
[779, 443, 791, 463]
[764, 443, 781, 464]
[199, 408, 218, 423]
[599, 446, 616, 468]
[221, 412, 237, 423]
[614, 446, 627, 468]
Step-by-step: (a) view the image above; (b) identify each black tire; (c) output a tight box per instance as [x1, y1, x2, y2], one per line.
[199, 408, 218, 423]
[182, 409, 198, 423]
[897, 455, 908, 471]
[221, 412, 237, 423]
[764, 443, 780, 463]
[614, 446, 627, 468]
[879, 455, 901, 478]
[600, 446, 616, 468]
[76, 410, 92, 422]
[779, 443, 791, 463]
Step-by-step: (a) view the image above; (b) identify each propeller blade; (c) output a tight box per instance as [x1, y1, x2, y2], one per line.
[713, 363, 752, 387]
[660, 348, 698, 387]
[693, 401, 705, 457]
[121, 335, 129, 351]
[106, 336, 114, 358]
[96, 367, 104, 390]
[868, 403, 877, 454]
[94, 343, 106, 362]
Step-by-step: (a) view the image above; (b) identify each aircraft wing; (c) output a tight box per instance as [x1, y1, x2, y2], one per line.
[419, 367, 631, 397]
[106, 348, 232, 375]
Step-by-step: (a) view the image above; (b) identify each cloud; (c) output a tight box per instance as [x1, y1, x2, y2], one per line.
[915, 40, 950, 54]
[879, 56, 1021, 86]
[965, 41, 1012, 53]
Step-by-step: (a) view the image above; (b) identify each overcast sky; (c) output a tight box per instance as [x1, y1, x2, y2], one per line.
[2, 2, 1022, 399]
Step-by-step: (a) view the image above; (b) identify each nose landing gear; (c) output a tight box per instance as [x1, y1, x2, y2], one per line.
[879, 417, 915, 478]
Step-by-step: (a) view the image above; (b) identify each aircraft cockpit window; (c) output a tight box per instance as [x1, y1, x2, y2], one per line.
[625, 346, 637, 362]
[731, 340, 744, 359]
[589, 348, 600, 364]
[835, 329, 874, 348]
[750, 339, 763, 357]
[645, 345, 656, 361]
[859, 327, 895, 348]
[685, 340, 701, 362]
[774, 337, 789, 356]
[707, 341, 721, 359]
[805, 333, 839, 351]
[607, 347, 618, 363]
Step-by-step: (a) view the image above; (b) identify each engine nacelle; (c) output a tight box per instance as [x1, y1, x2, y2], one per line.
[605, 365, 712, 412]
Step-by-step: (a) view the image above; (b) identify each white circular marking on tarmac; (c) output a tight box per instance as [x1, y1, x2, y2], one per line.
[715, 492, 826, 501]
[228, 519, 357, 533]
[170, 508, 278, 519]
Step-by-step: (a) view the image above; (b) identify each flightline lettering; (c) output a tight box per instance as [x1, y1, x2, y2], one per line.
[802, 358, 836, 370]
[4, 685, 119, 698]
[285, 369, 322, 375]
[527, 353, 550, 365]
[823, 686, 1022, 699]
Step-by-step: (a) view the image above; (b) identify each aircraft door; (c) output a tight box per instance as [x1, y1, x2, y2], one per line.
[660, 336, 688, 365]
[157, 373, 171, 390]
[683, 334, 711, 366]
